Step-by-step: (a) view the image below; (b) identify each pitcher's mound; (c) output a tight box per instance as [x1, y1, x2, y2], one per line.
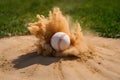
[0, 36, 120, 80]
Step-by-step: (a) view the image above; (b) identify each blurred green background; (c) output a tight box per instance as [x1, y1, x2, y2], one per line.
[0, 0, 120, 38]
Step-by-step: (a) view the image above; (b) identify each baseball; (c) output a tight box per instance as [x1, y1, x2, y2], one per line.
[51, 32, 70, 51]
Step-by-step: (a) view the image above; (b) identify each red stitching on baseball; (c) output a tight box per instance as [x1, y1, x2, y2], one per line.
[58, 34, 66, 51]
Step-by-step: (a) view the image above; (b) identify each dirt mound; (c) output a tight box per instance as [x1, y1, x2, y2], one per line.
[0, 36, 120, 80]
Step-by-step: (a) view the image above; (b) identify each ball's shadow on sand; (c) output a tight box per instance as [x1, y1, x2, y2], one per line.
[12, 52, 78, 69]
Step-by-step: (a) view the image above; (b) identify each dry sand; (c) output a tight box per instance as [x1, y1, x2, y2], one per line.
[0, 35, 120, 80]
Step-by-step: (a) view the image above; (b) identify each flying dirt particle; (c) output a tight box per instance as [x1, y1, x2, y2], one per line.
[28, 7, 94, 61]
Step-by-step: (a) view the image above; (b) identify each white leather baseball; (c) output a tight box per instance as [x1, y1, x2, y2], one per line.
[51, 32, 70, 51]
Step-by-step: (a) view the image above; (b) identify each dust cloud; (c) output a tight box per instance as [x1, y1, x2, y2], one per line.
[28, 7, 94, 60]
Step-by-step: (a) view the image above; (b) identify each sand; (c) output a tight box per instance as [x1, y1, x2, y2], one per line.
[0, 35, 120, 80]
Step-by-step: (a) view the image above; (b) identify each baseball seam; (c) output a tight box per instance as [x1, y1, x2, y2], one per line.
[58, 34, 66, 51]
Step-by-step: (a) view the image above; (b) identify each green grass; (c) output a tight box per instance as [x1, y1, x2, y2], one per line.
[0, 0, 120, 38]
